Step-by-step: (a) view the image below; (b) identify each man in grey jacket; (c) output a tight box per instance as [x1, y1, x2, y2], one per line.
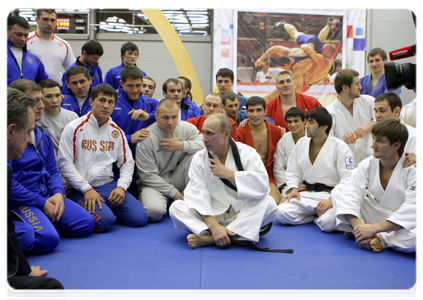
[135, 99, 204, 222]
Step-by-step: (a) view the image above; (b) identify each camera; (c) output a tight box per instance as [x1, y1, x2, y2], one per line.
[385, 8, 420, 92]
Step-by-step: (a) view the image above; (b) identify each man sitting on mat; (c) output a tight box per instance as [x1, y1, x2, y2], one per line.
[333, 119, 416, 253]
[276, 107, 355, 232]
[169, 113, 277, 249]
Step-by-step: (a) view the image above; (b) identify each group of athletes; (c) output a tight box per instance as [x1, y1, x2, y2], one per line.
[7, 9, 416, 289]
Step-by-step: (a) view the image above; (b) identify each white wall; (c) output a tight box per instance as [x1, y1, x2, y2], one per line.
[64, 9, 416, 105]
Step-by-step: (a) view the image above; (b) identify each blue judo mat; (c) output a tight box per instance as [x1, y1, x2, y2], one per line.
[26, 215, 415, 290]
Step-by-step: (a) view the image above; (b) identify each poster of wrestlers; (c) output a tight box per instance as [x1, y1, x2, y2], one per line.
[236, 10, 347, 106]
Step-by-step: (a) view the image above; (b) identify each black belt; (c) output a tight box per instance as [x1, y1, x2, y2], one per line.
[302, 181, 334, 193]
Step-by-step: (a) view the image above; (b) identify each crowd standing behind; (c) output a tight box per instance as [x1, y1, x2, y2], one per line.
[6, 11, 416, 289]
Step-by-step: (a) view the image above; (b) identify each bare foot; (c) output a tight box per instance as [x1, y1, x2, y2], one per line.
[187, 234, 214, 249]
[370, 236, 384, 253]
[344, 232, 355, 239]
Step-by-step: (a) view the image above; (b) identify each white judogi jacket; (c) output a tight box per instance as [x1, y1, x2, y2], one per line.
[334, 155, 416, 233]
[286, 135, 355, 200]
[403, 122, 416, 153]
[58, 112, 133, 194]
[273, 131, 306, 188]
[184, 142, 270, 216]
[326, 95, 375, 165]
[400, 99, 416, 126]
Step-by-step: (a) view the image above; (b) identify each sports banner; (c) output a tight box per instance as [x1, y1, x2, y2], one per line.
[213, 9, 366, 107]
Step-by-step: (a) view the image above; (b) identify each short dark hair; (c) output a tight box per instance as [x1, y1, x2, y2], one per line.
[90, 84, 117, 101]
[9, 79, 42, 93]
[246, 96, 266, 110]
[7, 15, 30, 30]
[367, 47, 387, 62]
[374, 92, 402, 111]
[120, 65, 143, 83]
[276, 56, 291, 67]
[82, 40, 104, 56]
[39, 79, 61, 90]
[215, 68, 234, 82]
[66, 66, 90, 83]
[334, 69, 359, 94]
[143, 76, 156, 89]
[285, 106, 306, 121]
[36, 9, 57, 18]
[221, 92, 238, 106]
[7, 87, 36, 129]
[372, 119, 408, 156]
[178, 76, 192, 92]
[120, 42, 139, 57]
[306, 107, 332, 135]
[162, 78, 182, 93]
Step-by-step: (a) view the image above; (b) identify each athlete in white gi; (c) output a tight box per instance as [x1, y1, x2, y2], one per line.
[373, 92, 416, 167]
[277, 107, 355, 232]
[169, 114, 277, 248]
[326, 69, 376, 165]
[273, 107, 307, 196]
[333, 119, 415, 253]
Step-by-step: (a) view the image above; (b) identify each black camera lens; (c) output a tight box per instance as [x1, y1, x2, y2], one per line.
[385, 62, 416, 91]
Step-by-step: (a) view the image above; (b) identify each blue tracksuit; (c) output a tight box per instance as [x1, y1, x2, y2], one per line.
[111, 91, 159, 155]
[180, 96, 201, 121]
[360, 74, 401, 98]
[8, 126, 94, 254]
[104, 62, 147, 90]
[61, 92, 92, 117]
[61, 56, 103, 95]
[7, 40, 49, 86]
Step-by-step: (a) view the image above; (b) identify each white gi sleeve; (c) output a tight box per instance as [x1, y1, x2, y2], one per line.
[273, 137, 287, 188]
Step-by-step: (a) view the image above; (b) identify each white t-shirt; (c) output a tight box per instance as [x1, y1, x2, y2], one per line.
[27, 31, 76, 85]
[10, 46, 23, 71]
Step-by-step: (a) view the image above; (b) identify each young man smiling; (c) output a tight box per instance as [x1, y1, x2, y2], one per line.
[273, 107, 307, 196]
[360, 48, 401, 98]
[236, 96, 283, 204]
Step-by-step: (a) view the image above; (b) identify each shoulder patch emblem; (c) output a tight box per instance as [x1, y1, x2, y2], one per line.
[111, 130, 120, 138]
[26, 56, 34, 64]
[345, 156, 355, 170]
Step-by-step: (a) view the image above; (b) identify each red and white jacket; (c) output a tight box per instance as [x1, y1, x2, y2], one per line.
[58, 112, 134, 194]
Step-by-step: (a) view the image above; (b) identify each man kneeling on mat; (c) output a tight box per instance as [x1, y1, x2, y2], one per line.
[169, 113, 277, 249]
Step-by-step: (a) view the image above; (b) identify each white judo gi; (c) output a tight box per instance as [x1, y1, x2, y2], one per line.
[400, 99, 416, 127]
[326, 95, 375, 165]
[277, 135, 355, 232]
[333, 154, 416, 253]
[402, 122, 416, 154]
[169, 142, 277, 242]
[273, 131, 306, 196]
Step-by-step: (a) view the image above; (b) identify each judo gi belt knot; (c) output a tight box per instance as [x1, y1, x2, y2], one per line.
[303, 181, 334, 193]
